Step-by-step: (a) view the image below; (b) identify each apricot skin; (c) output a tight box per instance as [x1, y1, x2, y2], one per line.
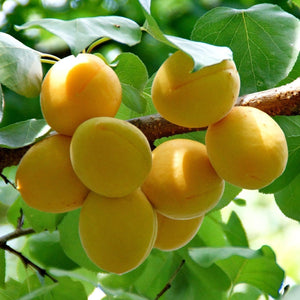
[79, 189, 157, 274]
[141, 139, 225, 220]
[151, 51, 240, 128]
[205, 106, 288, 189]
[154, 212, 204, 251]
[40, 53, 122, 136]
[15, 135, 89, 213]
[70, 117, 152, 198]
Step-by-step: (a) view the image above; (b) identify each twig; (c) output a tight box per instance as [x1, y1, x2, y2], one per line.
[0, 173, 16, 189]
[155, 259, 185, 300]
[0, 243, 57, 283]
[0, 77, 300, 170]
[0, 210, 57, 283]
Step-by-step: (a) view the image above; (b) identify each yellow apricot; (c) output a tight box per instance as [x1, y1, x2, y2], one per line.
[40, 53, 122, 136]
[70, 117, 152, 197]
[141, 139, 224, 219]
[154, 212, 204, 251]
[151, 51, 240, 128]
[205, 106, 288, 189]
[79, 189, 157, 274]
[15, 135, 89, 213]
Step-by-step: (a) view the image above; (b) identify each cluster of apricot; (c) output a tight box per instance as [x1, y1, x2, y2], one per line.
[15, 50, 288, 275]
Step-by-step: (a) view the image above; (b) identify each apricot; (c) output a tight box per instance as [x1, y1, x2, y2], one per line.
[205, 106, 288, 189]
[151, 51, 240, 128]
[154, 212, 204, 251]
[141, 139, 225, 219]
[79, 189, 157, 274]
[15, 135, 89, 213]
[40, 53, 122, 136]
[70, 117, 152, 197]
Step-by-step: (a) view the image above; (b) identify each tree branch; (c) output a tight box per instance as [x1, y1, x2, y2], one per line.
[0, 210, 57, 283]
[155, 259, 185, 299]
[0, 78, 299, 171]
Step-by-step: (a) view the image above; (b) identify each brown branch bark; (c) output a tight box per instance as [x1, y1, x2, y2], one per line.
[0, 78, 300, 172]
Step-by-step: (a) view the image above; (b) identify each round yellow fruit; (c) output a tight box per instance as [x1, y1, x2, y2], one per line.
[15, 135, 89, 213]
[79, 189, 157, 274]
[151, 51, 240, 128]
[154, 212, 204, 251]
[40, 53, 122, 136]
[141, 139, 225, 219]
[70, 117, 152, 198]
[205, 106, 288, 189]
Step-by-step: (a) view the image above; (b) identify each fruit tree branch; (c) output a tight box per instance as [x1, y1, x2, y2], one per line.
[0, 210, 57, 283]
[0, 77, 299, 172]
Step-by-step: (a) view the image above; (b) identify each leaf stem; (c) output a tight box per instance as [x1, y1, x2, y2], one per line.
[40, 53, 60, 62]
[86, 37, 111, 53]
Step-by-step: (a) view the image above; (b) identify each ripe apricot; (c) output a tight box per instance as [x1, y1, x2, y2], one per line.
[70, 117, 152, 198]
[79, 189, 157, 274]
[141, 139, 224, 219]
[151, 51, 240, 128]
[205, 106, 288, 189]
[15, 135, 89, 213]
[40, 53, 122, 136]
[154, 212, 204, 251]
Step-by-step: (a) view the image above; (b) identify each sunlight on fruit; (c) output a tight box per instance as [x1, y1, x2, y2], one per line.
[79, 189, 157, 274]
[70, 117, 152, 197]
[15, 134, 89, 213]
[40, 53, 122, 136]
[142, 138, 225, 219]
[152, 50, 240, 128]
[206, 106, 288, 189]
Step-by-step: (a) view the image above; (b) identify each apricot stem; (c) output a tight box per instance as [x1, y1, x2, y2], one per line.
[40, 53, 61, 63]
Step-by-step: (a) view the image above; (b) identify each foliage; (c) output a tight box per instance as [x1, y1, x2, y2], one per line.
[0, 0, 300, 299]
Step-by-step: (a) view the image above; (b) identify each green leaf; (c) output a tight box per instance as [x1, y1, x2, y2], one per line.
[121, 84, 147, 113]
[189, 247, 259, 268]
[21, 198, 65, 232]
[0, 166, 19, 206]
[213, 182, 242, 211]
[274, 172, 300, 221]
[230, 285, 263, 300]
[138, 0, 151, 14]
[0, 33, 42, 98]
[17, 16, 142, 55]
[0, 249, 5, 287]
[0, 278, 22, 299]
[58, 209, 102, 272]
[292, 0, 300, 7]
[0, 85, 4, 123]
[164, 255, 229, 300]
[0, 119, 50, 149]
[26, 231, 79, 270]
[18, 284, 57, 300]
[114, 53, 148, 91]
[260, 116, 300, 194]
[191, 4, 300, 94]
[139, 2, 232, 71]
[46, 277, 87, 300]
[198, 211, 228, 247]
[223, 211, 248, 247]
[189, 245, 284, 298]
